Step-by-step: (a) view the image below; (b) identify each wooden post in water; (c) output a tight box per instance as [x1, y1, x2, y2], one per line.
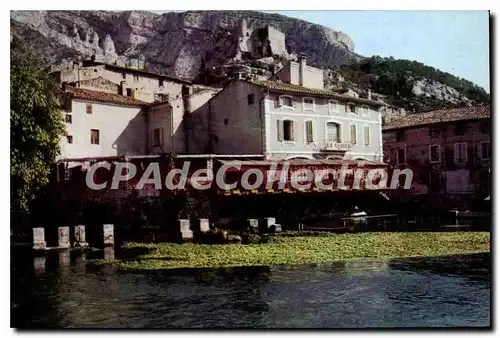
[32, 228, 46, 250]
[73, 225, 89, 248]
[179, 219, 193, 242]
[58, 227, 70, 249]
[248, 219, 259, 233]
[103, 224, 114, 246]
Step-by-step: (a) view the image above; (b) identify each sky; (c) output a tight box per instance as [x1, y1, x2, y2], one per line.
[268, 11, 490, 92]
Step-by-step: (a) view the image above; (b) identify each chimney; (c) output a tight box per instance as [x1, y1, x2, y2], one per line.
[298, 53, 307, 87]
[367, 88, 372, 100]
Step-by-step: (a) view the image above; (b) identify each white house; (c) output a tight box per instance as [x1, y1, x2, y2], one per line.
[189, 59, 385, 162]
[59, 87, 147, 160]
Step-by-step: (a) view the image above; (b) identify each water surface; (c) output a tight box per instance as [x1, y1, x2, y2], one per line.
[11, 249, 490, 329]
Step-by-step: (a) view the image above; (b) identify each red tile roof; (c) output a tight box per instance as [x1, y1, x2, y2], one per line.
[82, 60, 192, 85]
[78, 76, 120, 89]
[383, 105, 491, 130]
[246, 79, 383, 106]
[63, 87, 147, 107]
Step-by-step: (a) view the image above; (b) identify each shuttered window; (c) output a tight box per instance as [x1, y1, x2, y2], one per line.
[350, 125, 357, 144]
[283, 120, 294, 141]
[326, 122, 340, 143]
[281, 97, 293, 107]
[90, 129, 99, 145]
[277, 120, 295, 141]
[364, 126, 370, 146]
[454, 142, 467, 162]
[305, 121, 314, 142]
[277, 120, 283, 141]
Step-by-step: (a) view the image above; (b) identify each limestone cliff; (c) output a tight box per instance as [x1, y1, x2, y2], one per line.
[10, 10, 361, 80]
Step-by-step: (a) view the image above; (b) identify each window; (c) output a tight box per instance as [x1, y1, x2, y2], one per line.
[479, 142, 490, 159]
[361, 105, 369, 117]
[347, 104, 356, 114]
[328, 100, 338, 114]
[364, 126, 370, 146]
[126, 88, 133, 97]
[350, 124, 357, 144]
[65, 114, 72, 124]
[396, 130, 406, 142]
[66, 135, 73, 144]
[326, 122, 340, 143]
[153, 128, 163, 147]
[159, 79, 164, 87]
[303, 98, 315, 110]
[280, 96, 293, 107]
[154, 93, 169, 103]
[429, 145, 441, 163]
[455, 122, 467, 136]
[122, 72, 126, 79]
[429, 127, 441, 138]
[90, 129, 100, 145]
[397, 148, 406, 165]
[224, 118, 229, 125]
[305, 121, 314, 143]
[247, 94, 255, 105]
[454, 142, 467, 162]
[86, 103, 92, 114]
[277, 120, 295, 141]
[61, 97, 72, 111]
[479, 120, 490, 134]
[133, 74, 139, 82]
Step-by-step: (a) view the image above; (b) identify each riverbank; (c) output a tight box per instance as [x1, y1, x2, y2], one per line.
[95, 231, 490, 270]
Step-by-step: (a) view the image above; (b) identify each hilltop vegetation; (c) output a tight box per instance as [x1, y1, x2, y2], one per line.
[332, 56, 490, 112]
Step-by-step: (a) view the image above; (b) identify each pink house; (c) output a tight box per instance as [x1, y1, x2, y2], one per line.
[382, 105, 490, 199]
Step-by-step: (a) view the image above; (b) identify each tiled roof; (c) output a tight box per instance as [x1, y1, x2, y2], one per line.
[245, 79, 383, 106]
[383, 105, 491, 130]
[82, 60, 192, 85]
[63, 87, 147, 107]
[79, 76, 120, 89]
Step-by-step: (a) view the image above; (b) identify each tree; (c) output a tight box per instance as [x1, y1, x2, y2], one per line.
[10, 38, 66, 228]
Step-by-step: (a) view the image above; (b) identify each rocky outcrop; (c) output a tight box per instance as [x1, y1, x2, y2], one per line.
[10, 10, 361, 79]
[411, 78, 470, 103]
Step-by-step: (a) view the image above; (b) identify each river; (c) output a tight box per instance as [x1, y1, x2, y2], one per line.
[11, 248, 490, 329]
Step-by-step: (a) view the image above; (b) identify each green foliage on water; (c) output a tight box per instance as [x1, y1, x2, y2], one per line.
[96, 232, 490, 270]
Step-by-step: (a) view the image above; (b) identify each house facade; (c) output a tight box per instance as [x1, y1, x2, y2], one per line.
[59, 87, 148, 160]
[382, 105, 491, 197]
[189, 59, 385, 162]
[54, 59, 192, 104]
[55, 58, 220, 161]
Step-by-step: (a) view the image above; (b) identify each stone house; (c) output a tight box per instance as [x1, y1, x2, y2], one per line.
[59, 87, 148, 160]
[188, 57, 385, 162]
[58, 78, 220, 163]
[382, 105, 491, 197]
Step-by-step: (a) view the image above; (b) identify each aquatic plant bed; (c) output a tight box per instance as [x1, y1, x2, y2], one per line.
[98, 232, 490, 270]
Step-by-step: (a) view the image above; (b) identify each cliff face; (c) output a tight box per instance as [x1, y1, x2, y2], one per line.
[10, 10, 361, 80]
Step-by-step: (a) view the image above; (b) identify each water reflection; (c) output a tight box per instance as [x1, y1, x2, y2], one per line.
[33, 256, 46, 273]
[12, 251, 490, 329]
